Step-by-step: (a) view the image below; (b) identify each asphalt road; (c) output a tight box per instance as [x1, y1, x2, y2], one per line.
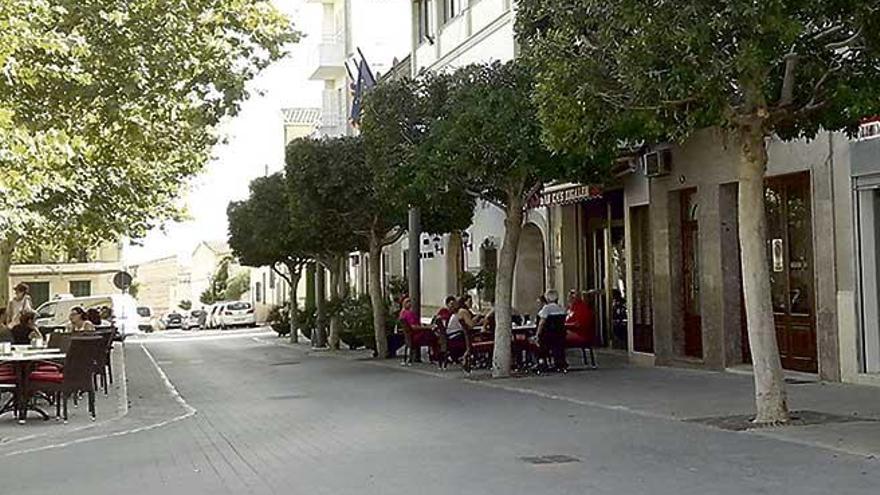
[0, 333, 876, 494]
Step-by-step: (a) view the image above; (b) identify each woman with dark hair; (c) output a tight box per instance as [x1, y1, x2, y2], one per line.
[66, 306, 96, 333]
[11, 310, 42, 345]
[86, 308, 102, 326]
[5, 283, 33, 327]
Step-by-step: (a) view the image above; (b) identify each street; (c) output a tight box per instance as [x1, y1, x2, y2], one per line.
[0, 332, 877, 495]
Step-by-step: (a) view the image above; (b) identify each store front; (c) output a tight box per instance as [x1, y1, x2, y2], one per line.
[543, 185, 627, 350]
[852, 136, 880, 374]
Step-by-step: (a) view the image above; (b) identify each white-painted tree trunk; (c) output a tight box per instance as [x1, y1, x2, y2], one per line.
[0, 234, 14, 309]
[738, 125, 789, 424]
[368, 233, 388, 359]
[492, 194, 525, 378]
[286, 264, 302, 344]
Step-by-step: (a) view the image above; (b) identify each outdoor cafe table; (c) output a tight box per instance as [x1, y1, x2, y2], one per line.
[0, 349, 65, 423]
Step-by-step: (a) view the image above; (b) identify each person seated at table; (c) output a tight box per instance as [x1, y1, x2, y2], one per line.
[565, 289, 595, 345]
[66, 306, 96, 333]
[447, 295, 482, 337]
[433, 296, 457, 327]
[534, 290, 568, 372]
[10, 310, 42, 345]
[86, 307, 103, 327]
[399, 297, 425, 363]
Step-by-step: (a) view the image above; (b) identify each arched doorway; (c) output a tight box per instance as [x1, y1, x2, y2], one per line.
[514, 223, 546, 318]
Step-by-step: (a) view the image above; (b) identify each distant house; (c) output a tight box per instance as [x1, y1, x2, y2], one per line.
[190, 240, 247, 308]
[282, 107, 321, 145]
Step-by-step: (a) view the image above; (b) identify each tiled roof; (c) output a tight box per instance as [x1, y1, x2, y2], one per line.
[282, 107, 322, 125]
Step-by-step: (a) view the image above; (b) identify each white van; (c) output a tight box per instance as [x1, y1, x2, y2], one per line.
[34, 294, 141, 340]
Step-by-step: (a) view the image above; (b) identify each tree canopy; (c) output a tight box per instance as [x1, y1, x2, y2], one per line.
[517, 0, 880, 155]
[361, 75, 475, 235]
[1, 0, 298, 254]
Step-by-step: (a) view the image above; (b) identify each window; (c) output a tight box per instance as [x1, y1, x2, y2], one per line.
[24, 281, 50, 307]
[69, 280, 92, 297]
[442, 0, 461, 23]
[269, 269, 276, 290]
[255, 282, 263, 303]
[416, 0, 432, 43]
[227, 302, 252, 311]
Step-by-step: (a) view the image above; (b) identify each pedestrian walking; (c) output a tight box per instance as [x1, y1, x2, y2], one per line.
[5, 283, 34, 327]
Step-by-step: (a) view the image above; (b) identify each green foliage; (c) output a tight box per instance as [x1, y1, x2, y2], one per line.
[421, 61, 598, 207]
[461, 268, 497, 304]
[200, 256, 233, 305]
[1, 0, 298, 258]
[386, 275, 409, 305]
[361, 76, 475, 235]
[333, 295, 394, 350]
[224, 272, 249, 301]
[179, 300, 192, 311]
[517, 0, 880, 154]
[227, 172, 311, 273]
[285, 137, 369, 254]
[267, 304, 291, 336]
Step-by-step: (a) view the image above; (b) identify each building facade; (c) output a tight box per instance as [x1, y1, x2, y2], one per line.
[9, 242, 124, 308]
[131, 255, 184, 317]
[401, 1, 880, 387]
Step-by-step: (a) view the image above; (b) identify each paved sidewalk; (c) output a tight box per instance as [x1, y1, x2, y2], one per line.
[270, 337, 880, 459]
[0, 345, 128, 447]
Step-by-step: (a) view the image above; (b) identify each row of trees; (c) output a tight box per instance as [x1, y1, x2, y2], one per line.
[229, 62, 606, 371]
[0, 0, 298, 306]
[230, 0, 880, 424]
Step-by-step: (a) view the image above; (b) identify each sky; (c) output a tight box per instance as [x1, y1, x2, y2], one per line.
[125, 0, 410, 266]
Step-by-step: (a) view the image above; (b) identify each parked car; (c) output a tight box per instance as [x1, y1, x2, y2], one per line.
[184, 310, 206, 330]
[163, 312, 183, 330]
[34, 294, 140, 340]
[217, 301, 256, 329]
[136, 306, 154, 333]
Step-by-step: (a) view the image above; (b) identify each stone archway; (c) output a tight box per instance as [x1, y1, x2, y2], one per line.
[514, 223, 546, 318]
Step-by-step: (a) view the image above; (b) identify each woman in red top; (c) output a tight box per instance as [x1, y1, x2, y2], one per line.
[565, 290, 595, 346]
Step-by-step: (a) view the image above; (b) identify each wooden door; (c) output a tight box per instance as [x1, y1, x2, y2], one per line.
[680, 189, 703, 358]
[765, 173, 818, 372]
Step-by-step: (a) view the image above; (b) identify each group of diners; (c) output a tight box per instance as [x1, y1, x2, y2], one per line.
[394, 288, 597, 373]
[0, 283, 106, 346]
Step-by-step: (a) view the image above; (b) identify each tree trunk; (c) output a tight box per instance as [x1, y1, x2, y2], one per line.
[285, 263, 302, 344]
[338, 256, 350, 300]
[0, 234, 15, 309]
[738, 124, 789, 424]
[492, 194, 525, 378]
[313, 264, 327, 348]
[368, 233, 388, 358]
[328, 256, 342, 350]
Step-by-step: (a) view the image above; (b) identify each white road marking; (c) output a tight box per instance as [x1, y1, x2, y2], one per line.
[2, 345, 196, 457]
[128, 329, 273, 344]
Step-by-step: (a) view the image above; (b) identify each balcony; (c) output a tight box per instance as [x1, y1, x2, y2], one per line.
[309, 38, 346, 81]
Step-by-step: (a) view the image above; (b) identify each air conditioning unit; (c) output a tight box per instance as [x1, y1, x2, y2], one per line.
[644, 148, 673, 178]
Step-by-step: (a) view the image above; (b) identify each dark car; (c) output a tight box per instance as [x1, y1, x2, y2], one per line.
[164, 312, 183, 330]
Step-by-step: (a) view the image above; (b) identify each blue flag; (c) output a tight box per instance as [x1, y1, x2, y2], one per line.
[350, 56, 376, 127]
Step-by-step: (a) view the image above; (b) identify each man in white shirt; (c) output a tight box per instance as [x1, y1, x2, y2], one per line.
[535, 290, 568, 371]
